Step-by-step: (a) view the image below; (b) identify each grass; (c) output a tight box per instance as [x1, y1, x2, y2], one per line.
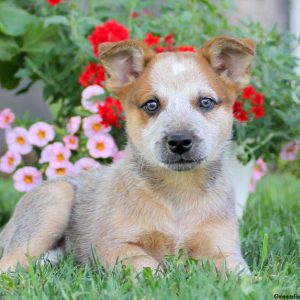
[0, 173, 299, 299]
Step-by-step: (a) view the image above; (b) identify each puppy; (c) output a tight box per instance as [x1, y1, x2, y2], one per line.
[0, 36, 255, 274]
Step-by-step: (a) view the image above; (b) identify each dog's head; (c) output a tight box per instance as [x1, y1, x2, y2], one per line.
[99, 37, 255, 171]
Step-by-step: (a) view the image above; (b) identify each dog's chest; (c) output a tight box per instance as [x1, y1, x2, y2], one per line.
[134, 200, 209, 261]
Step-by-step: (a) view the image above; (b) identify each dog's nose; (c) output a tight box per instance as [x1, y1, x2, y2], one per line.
[167, 133, 193, 155]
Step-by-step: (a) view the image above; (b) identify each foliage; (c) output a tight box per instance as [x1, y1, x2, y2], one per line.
[0, 174, 299, 299]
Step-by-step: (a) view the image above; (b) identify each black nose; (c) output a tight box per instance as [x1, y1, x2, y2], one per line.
[167, 133, 193, 155]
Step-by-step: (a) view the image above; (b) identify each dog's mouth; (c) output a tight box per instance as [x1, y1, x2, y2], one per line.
[162, 157, 205, 171]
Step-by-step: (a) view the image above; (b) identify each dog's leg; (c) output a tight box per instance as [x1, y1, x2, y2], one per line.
[100, 244, 160, 273]
[187, 217, 250, 274]
[0, 181, 74, 272]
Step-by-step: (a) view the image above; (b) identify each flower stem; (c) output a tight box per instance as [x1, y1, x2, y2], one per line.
[90, 0, 95, 17]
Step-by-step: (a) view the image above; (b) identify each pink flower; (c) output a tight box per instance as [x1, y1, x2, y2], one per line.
[252, 158, 267, 181]
[39, 142, 71, 167]
[0, 108, 15, 129]
[48, 142, 71, 168]
[6, 127, 32, 155]
[45, 162, 74, 179]
[87, 133, 117, 158]
[74, 157, 100, 172]
[28, 122, 55, 147]
[83, 115, 110, 138]
[81, 85, 105, 113]
[249, 158, 267, 193]
[63, 135, 79, 151]
[280, 141, 300, 161]
[66, 116, 81, 135]
[113, 150, 125, 163]
[0, 150, 21, 174]
[13, 166, 42, 192]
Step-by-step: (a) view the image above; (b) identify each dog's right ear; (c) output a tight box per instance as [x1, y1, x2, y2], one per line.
[99, 39, 155, 95]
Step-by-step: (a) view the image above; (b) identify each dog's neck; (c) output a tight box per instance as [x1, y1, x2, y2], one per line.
[123, 142, 226, 196]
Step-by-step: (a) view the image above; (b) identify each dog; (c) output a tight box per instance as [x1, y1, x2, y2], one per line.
[0, 36, 255, 274]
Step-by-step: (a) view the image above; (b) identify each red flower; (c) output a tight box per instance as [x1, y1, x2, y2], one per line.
[233, 100, 243, 113]
[88, 20, 129, 56]
[79, 63, 105, 87]
[131, 12, 140, 19]
[144, 33, 160, 46]
[155, 46, 165, 53]
[47, 0, 61, 5]
[164, 34, 174, 51]
[234, 110, 249, 122]
[98, 97, 123, 128]
[242, 86, 256, 100]
[252, 93, 264, 105]
[233, 100, 249, 122]
[177, 45, 197, 53]
[251, 106, 265, 119]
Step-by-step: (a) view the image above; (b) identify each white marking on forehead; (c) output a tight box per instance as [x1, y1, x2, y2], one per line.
[150, 53, 218, 105]
[172, 62, 186, 76]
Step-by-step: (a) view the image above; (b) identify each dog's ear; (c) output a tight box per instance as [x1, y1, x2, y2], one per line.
[99, 39, 155, 95]
[201, 36, 256, 90]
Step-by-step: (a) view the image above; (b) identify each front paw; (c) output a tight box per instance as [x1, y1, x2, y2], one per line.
[217, 256, 251, 275]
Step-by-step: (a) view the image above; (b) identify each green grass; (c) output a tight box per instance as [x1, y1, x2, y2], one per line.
[0, 174, 299, 300]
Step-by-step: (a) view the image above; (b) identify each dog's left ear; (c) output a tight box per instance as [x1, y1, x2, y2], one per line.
[201, 36, 256, 90]
[99, 39, 155, 95]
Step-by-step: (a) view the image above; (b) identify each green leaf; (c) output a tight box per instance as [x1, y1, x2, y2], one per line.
[0, 4, 34, 36]
[44, 15, 69, 27]
[0, 61, 21, 89]
[21, 23, 58, 53]
[0, 36, 19, 61]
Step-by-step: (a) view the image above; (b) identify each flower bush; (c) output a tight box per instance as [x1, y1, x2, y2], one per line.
[0, 0, 300, 192]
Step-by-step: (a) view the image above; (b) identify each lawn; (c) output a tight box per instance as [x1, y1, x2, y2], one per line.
[0, 174, 299, 300]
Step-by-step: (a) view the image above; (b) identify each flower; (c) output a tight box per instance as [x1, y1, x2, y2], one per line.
[98, 97, 123, 128]
[252, 158, 267, 181]
[0, 108, 15, 129]
[252, 93, 264, 105]
[89, 20, 129, 56]
[79, 63, 105, 87]
[131, 12, 140, 19]
[83, 114, 110, 138]
[66, 116, 81, 135]
[0, 150, 21, 174]
[81, 85, 105, 113]
[39, 142, 71, 167]
[13, 167, 42, 192]
[63, 135, 79, 151]
[28, 122, 55, 147]
[250, 158, 267, 193]
[144, 33, 160, 46]
[242, 86, 256, 100]
[87, 133, 117, 158]
[48, 142, 71, 168]
[177, 45, 197, 53]
[47, 0, 61, 6]
[280, 141, 300, 161]
[6, 127, 32, 155]
[74, 157, 100, 172]
[251, 105, 265, 119]
[164, 34, 174, 51]
[155, 46, 165, 53]
[46, 162, 74, 179]
[233, 100, 249, 122]
[113, 150, 125, 163]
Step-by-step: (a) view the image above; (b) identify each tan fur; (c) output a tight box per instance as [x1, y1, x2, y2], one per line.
[0, 36, 255, 274]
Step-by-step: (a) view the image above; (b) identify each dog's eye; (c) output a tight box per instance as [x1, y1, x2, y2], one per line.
[199, 97, 216, 111]
[142, 99, 160, 115]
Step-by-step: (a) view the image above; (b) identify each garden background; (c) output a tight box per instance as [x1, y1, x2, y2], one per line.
[0, 0, 299, 299]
